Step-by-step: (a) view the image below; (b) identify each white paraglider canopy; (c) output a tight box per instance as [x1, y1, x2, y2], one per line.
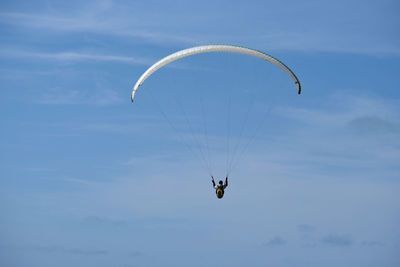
[131, 44, 301, 102]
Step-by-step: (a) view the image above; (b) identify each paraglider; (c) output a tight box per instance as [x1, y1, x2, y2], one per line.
[131, 44, 301, 102]
[131, 44, 301, 199]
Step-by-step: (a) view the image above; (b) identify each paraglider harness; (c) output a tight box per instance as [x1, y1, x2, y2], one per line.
[212, 176, 228, 199]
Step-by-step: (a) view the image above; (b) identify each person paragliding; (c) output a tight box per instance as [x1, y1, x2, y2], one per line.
[212, 176, 228, 199]
[130, 44, 301, 198]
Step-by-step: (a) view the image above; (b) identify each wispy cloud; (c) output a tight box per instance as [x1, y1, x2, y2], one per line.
[1, 0, 399, 55]
[348, 116, 400, 134]
[29, 51, 151, 64]
[321, 234, 353, 247]
[1, 49, 153, 65]
[67, 248, 108, 256]
[36, 87, 123, 105]
[129, 251, 143, 257]
[277, 94, 400, 130]
[82, 216, 130, 227]
[0, 11, 196, 45]
[264, 236, 287, 247]
[6, 244, 108, 256]
[360, 240, 385, 247]
[61, 177, 94, 186]
[265, 93, 400, 181]
[297, 224, 316, 233]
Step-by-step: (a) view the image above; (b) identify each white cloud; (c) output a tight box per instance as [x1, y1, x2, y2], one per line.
[0, 11, 196, 45]
[36, 87, 122, 105]
[1, 0, 399, 55]
[321, 234, 353, 246]
[1, 49, 154, 65]
[264, 236, 287, 246]
[277, 93, 400, 131]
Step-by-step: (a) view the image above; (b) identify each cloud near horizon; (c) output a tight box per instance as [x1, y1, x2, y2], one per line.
[321, 234, 353, 247]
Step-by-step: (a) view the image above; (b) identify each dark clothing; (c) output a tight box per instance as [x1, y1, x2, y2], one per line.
[212, 176, 228, 198]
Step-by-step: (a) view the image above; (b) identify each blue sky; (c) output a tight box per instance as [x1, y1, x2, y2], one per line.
[1, 0, 399, 266]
